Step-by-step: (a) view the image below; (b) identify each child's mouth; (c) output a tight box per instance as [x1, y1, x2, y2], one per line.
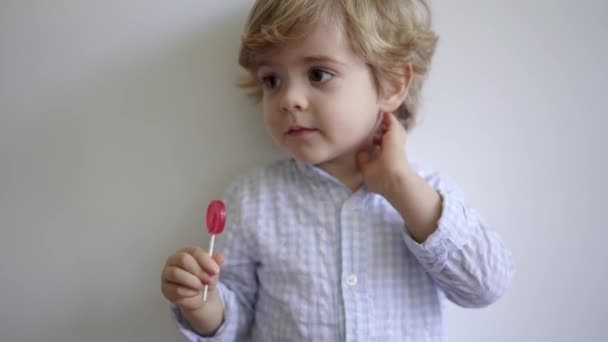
[286, 127, 317, 137]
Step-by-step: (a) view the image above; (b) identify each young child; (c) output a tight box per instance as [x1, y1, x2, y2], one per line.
[161, 0, 515, 340]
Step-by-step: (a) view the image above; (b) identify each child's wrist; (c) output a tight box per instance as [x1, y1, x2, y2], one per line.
[180, 291, 225, 336]
[383, 164, 417, 200]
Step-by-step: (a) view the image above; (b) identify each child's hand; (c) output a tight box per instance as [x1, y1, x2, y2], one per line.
[357, 112, 412, 196]
[161, 247, 224, 312]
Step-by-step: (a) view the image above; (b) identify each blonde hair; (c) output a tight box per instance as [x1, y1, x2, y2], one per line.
[238, 0, 438, 130]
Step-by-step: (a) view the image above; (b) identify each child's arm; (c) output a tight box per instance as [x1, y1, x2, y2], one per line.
[358, 113, 515, 307]
[386, 167, 515, 307]
[168, 182, 259, 341]
[382, 166, 442, 243]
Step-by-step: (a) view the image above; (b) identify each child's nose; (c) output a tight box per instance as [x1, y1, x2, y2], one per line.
[280, 81, 309, 112]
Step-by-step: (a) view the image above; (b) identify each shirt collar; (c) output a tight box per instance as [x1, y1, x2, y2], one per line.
[291, 157, 371, 202]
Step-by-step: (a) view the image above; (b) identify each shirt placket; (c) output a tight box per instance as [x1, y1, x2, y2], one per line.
[339, 194, 370, 342]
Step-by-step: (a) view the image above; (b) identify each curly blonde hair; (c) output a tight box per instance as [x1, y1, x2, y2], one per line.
[238, 0, 438, 130]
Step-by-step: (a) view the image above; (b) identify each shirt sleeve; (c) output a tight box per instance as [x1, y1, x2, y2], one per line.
[401, 167, 516, 308]
[171, 178, 259, 341]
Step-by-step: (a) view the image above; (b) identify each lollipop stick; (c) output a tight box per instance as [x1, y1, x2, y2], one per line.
[208, 234, 216, 257]
[203, 234, 216, 301]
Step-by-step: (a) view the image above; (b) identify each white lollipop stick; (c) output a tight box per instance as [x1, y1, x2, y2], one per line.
[203, 234, 216, 301]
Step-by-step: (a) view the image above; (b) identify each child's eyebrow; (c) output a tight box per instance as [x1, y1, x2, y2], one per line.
[301, 55, 347, 67]
[256, 55, 347, 69]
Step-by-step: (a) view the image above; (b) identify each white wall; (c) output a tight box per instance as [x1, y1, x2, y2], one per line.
[1, 1, 606, 341]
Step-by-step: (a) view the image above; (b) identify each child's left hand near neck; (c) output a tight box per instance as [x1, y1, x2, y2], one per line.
[357, 112, 443, 243]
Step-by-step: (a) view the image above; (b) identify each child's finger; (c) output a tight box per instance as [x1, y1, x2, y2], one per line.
[383, 112, 407, 142]
[383, 112, 401, 130]
[189, 247, 221, 276]
[199, 273, 220, 287]
[162, 266, 202, 291]
[212, 252, 225, 268]
[173, 296, 202, 311]
[167, 247, 201, 266]
[164, 283, 200, 300]
[383, 112, 391, 125]
[174, 252, 206, 280]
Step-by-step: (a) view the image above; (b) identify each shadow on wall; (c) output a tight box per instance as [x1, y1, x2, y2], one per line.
[15, 8, 275, 342]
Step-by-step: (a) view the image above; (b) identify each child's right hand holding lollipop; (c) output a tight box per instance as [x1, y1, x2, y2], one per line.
[161, 201, 227, 335]
[161, 247, 224, 310]
[161, 247, 225, 335]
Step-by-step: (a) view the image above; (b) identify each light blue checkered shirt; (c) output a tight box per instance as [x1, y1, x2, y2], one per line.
[172, 158, 515, 341]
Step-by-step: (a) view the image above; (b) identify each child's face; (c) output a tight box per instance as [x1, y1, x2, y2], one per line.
[255, 23, 384, 168]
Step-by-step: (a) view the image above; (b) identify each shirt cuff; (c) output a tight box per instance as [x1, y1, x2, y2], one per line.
[170, 283, 232, 341]
[402, 187, 476, 273]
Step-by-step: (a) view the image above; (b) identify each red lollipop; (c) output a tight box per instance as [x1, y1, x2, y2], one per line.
[206, 200, 226, 235]
[203, 200, 226, 301]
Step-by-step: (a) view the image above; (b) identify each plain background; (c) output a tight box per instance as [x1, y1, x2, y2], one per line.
[1, 1, 606, 341]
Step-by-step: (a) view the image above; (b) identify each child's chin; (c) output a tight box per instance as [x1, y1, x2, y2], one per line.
[289, 152, 326, 166]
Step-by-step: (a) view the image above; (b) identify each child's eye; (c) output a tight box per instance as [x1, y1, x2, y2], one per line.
[261, 74, 281, 90]
[309, 68, 333, 83]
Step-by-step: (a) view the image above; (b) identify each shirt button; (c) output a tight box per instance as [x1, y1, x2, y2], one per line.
[346, 274, 358, 287]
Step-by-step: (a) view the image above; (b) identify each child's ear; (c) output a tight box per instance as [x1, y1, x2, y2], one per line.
[378, 63, 413, 113]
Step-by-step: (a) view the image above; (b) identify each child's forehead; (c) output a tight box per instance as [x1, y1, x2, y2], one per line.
[254, 23, 352, 67]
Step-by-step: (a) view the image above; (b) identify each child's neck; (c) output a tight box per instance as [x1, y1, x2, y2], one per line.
[316, 152, 363, 193]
